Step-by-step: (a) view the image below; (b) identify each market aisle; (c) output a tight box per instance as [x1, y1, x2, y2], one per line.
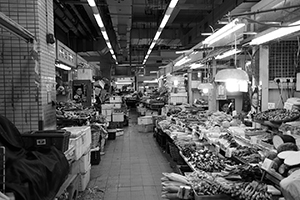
[88, 111, 173, 200]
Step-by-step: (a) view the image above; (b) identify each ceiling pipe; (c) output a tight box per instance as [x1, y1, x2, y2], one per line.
[54, 3, 78, 35]
[54, 2, 87, 36]
[54, 18, 70, 33]
[69, 4, 96, 40]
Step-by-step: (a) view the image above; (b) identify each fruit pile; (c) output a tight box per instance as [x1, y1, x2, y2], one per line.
[187, 149, 225, 172]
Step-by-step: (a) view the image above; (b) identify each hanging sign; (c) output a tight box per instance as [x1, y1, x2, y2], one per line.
[216, 82, 227, 100]
[56, 40, 76, 68]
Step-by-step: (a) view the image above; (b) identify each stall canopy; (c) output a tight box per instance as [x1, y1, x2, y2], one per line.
[0, 12, 35, 43]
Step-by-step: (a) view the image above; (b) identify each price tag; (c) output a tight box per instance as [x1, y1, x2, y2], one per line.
[261, 158, 274, 171]
[250, 137, 258, 144]
[215, 145, 220, 153]
[225, 148, 232, 158]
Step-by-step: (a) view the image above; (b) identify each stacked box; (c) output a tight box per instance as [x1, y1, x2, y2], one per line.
[64, 126, 91, 160]
[79, 164, 91, 191]
[79, 149, 91, 173]
[138, 116, 153, 125]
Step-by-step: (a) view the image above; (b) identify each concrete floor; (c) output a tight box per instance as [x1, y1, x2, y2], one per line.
[87, 112, 173, 200]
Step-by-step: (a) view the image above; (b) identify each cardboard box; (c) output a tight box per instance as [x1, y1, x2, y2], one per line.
[138, 116, 153, 125]
[138, 124, 154, 133]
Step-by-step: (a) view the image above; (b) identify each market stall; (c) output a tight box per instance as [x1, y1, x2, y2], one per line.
[150, 101, 300, 200]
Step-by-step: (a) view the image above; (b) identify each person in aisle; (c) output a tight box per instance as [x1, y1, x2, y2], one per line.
[94, 85, 102, 111]
[99, 125, 108, 155]
[99, 83, 110, 104]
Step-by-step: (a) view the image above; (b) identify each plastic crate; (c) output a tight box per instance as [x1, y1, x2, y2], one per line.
[112, 113, 124, 122]
[107, 129, 116, 140]
[91, 148, 101, 165]
[22, 130, 71, 152]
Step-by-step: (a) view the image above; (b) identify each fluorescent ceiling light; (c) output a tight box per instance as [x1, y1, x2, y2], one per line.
[250, 19, 300, 45]
[150, 71, 158, 73]
[203, 18, 245, 46]
[87, 0, 96, 7]
[160, 15, 170, 28]
[110, 49, 114, 55]
[141, 0, 178, 65]
[55, 63, 71, 71]
[215, 49, 242, 60]
[102, 31, 109, 41]
[107, 42, 112, 49]
[174, 57, 191, 67]
[190, 63, 205, 69]
[149, 42, 156, 50]
[144, 79, 158, 83]
[115, 81, 132, 85]
[201, 33, 213, 36]
[169, 0, 179, 8]
[94, 14, 104, 28]
[153, 31, 161, 41]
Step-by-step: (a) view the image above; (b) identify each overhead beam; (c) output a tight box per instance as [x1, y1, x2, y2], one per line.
[131, 28, 185, 40]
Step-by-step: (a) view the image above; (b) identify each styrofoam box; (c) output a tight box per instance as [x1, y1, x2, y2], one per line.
[65, 126, 91, 160]
[79, 149, 91, 173]
[138, 116, 153, 125]
[170, 92, 188, 97]
[69, 159, 80, 176]
[110, 96, 122, 103]
[112, 113, 124, 122]
[138, 124, 154, 133]
[168, 96, 188, 104]
[145, 110, 158, 116]
[112, 103, 121, 109]
[106, 115, 112, 122]
[101, 109, 112, 116]
[101, 104, 114, 109]
[79, 164, 91, 191]
[77, 68, 93, 81]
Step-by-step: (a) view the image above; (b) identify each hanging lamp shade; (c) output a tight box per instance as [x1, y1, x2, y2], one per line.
[198, 83, 213, 90]
[215, 69, 249, 82]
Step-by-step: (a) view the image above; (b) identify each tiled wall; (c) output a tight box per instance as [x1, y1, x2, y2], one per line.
[0, 0, 56, 132]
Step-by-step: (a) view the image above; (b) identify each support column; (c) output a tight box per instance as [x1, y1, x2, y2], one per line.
[209, 59, 217, 112]
[0, 0, 56, 132]
[259, 45, 269, 111]
[187, 69, 193, 104]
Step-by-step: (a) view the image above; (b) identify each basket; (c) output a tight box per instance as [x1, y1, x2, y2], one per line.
[91, 149, 101, 165]
[22, 130, 70, 152]
[91, 131, 100, 149]
[169, 142, 185, 165]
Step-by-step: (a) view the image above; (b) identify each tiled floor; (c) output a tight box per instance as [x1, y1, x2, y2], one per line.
[88, 112, 173, 200]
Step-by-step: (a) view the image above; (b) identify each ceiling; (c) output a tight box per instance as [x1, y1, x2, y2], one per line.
[54, 0, 262, 71]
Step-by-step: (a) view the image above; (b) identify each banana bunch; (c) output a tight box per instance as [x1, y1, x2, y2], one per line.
[222, 181, 272, 200]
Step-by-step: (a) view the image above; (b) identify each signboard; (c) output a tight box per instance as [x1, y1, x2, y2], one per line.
[56, 40, 76, 67]
[76, 54, 88, 66]
[216, 82, 227, 100]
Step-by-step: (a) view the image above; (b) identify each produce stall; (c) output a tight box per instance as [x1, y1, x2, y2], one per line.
[153, 104, 300, 200]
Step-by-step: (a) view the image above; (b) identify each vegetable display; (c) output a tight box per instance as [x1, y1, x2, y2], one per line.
[254, 108, 300, 123]
[221, 181, 272, 200]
